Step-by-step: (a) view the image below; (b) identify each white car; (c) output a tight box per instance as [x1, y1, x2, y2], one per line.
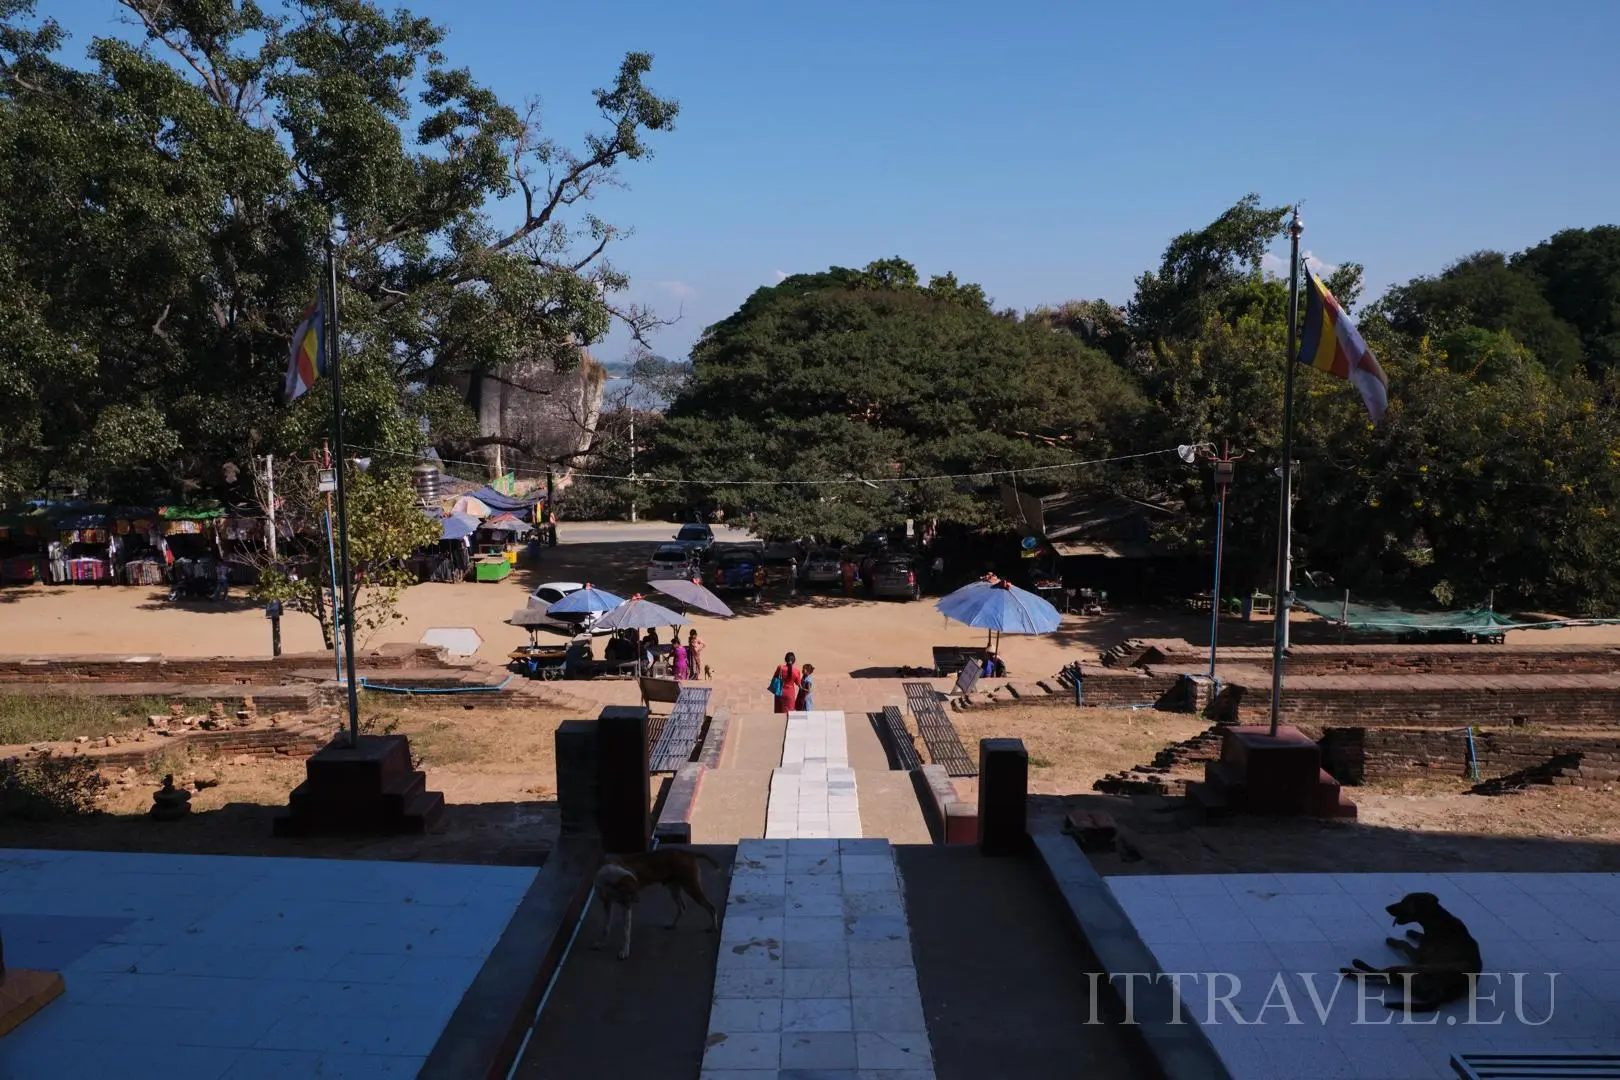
[526, 581, 601, 633]
[647, 544, 701, 583]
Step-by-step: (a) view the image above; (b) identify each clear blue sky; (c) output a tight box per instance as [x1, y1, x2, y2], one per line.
[50, 0, 1620, 366]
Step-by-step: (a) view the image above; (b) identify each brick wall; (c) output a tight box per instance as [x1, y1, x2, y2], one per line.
[91, 724, 331, 771]
[0, 643, 455, 683]
[1229, 674, 1620, 730]
[1142, 642, 1620, 677]
[1321, 726, 1620, 785]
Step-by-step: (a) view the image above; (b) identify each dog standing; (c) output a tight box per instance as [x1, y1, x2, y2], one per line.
[593, 847, 720, 960]
[1340, 891, 1483, 1011]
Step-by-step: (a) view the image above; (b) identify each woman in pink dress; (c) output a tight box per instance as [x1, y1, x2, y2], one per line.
[672, 642, 690, 681]
[772, 652, 801, 714]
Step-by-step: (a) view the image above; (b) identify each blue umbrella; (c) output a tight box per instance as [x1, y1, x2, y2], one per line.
[547, 584, 625, 615]
[440, 512, 481, 541]
[936, 577, 1062, 650]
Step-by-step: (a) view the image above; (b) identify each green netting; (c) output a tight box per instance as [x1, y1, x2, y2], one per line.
[1290, 588, 1620, 634]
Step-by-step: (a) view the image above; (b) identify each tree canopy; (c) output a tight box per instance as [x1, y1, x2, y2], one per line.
[0, 0, 675, 501]
[650, 260, 1145, 542]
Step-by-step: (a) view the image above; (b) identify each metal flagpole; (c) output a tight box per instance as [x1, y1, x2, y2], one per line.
[1268, 205, 1304, 737]
[325, 235, 362, 746]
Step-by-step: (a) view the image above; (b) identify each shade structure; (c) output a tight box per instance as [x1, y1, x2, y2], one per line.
[482, 512, 532, 534]
[935, 577, 1062, 651]
[593, 596, 690, 632]
[440, 512, 480, 541]
[649, 577, 734, 617]
[508, 608, 553, 628]
[451, 494, 491, 518]
[547, 584, 624, 615]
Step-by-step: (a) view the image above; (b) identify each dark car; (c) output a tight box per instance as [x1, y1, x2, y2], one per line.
[709, 548, 766, 600]
[799, 547, 843, 586]
[672, 522, 714, 554]
[868, 556, 921, 600]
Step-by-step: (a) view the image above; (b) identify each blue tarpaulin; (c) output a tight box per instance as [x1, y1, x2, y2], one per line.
[469, 486, 544, 518]
[440, 513, 480, 541]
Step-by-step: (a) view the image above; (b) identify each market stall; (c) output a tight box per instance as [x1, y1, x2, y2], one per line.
[0, 510, 48, 585]
[111, 511, 165, 585]
[51, 509, 114, 585]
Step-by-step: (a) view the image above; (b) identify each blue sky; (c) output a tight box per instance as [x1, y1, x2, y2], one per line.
[49, 0, 1620, 368]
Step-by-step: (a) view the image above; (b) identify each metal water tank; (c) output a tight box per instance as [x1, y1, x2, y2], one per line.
[410, 464, 440, 507]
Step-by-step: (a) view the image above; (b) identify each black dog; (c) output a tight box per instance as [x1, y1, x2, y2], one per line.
[1340, 892, 1483, 1011]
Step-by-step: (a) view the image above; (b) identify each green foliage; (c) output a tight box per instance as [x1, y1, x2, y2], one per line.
[0, 751, 108, 820]
[0, 0, 677, 500]
[250, 462, 439, 647]
[654, 258, 1144, 542]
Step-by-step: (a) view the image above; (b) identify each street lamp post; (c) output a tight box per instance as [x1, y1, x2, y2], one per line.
[1179, 440, 1246, 680]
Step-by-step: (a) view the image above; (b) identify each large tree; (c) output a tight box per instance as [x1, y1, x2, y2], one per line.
[0, 0, 676, 501]
[652, 259, 1145, 542]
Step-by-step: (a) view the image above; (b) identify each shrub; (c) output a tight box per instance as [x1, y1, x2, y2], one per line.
[0, 751, 109, 821]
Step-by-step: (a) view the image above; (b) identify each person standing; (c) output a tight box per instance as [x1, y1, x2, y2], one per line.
[672, 640, 690, 681]
[795, 663, 815, 711]
[771, 652, 801, 714]
[686, 629, 706, 678]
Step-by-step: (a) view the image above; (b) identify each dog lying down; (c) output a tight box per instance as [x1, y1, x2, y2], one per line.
[1340, 891, 1483, 1011]
[593, 848, 720, 960]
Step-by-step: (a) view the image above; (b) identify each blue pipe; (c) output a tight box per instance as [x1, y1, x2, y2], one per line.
[358, 675, 514, 694]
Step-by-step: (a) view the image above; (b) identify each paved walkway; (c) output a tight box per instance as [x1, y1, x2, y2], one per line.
[766, 711, 859, 840]
[701, 838, 936, 1077]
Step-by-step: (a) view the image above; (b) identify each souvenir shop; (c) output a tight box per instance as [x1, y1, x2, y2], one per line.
[0, 512, 48, 585]
[158, 505, 227, 593]
[114, 512, 169, 586]
[50, 510, 117, 585]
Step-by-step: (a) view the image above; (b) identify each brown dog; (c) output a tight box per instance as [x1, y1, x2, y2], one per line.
[1340, 892, 1483, 1011]
[592, 848, 720, 960]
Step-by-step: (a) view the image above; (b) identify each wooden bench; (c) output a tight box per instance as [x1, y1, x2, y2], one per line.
[1453, 1052, 1620, 1078]
[649, 687, 711, 773]
[877, 706, 924, 770]
[903, 682, 978, 778]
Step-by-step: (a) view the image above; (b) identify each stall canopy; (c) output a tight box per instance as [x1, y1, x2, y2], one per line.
[1293, 588, 1620, 634]
[439, 512, 481, 541]
[469, 485, 544, 518]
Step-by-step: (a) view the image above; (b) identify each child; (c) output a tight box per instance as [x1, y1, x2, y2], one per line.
[795, 663, 815, 711]
[672, 641, 690, 681]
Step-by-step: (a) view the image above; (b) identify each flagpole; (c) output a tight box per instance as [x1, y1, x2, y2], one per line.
[325, 234, 362, 747]
[1268, 205, 1303, 738]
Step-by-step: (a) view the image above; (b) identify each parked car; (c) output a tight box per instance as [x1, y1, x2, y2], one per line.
[525, 581, 600, 633]
[648, 544, 702, 583]
[709, 547, 766, 599]
[868, 557, 922, 601]
[672, 522, 714, 555]
[799, 547, 843, 585]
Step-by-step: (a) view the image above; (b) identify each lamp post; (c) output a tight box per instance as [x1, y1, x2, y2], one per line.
[1179, 440, 1246, 680]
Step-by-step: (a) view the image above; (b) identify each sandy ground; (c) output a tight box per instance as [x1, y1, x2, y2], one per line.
[4, 534, 1618, 680]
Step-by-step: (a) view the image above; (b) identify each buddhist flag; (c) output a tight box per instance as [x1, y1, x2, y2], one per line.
[1298, 271, 1389, 423]
[284, 299, 326, 403]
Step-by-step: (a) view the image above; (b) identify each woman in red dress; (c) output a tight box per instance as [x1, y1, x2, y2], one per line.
[772, 652, 801, 714]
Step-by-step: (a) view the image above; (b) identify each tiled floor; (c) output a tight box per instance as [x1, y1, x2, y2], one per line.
[0, 849, 536, 1079]
[701, 838, 937, 1079]
[766, 711, 861, 840]
[1108, 871, 1620, 1080]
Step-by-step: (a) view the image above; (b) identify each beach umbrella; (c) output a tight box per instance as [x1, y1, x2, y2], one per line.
[440, 512, 480, 541]
[649, 577, 734, 617]
[593, 595, 690, 632]
[507, 607, 552, 645]
[451, 494, 491, 518]
[935, 576, 1062, 651]
[547, 584, 625, 615]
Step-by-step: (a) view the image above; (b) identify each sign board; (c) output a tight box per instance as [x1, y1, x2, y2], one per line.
[317, 468, 337, 493]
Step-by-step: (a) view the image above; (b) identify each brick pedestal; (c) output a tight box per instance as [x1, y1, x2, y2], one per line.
[1187, 725, 1356, 820]
[272, 734, 444, 836]
[597, 706, 651, 854]
[978, 737, 1029, 856]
